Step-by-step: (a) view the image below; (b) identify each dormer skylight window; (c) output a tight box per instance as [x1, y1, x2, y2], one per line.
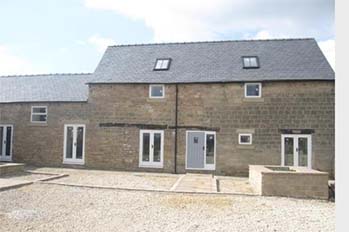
[242, 56, 259, 69]
[154, 58, 171, 70]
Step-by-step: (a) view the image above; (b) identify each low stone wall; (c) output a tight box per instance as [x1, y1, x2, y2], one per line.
[249, 165, 328, 199]
[0, 163, 25, 176]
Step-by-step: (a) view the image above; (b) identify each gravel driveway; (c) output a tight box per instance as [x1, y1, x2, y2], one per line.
[0, 183, 334, 232]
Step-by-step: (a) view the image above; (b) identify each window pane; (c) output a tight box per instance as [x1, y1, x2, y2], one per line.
[206, 134, 215, 164]
[298, 137, 308, 166]
[151, 86, 164, 97]
[32, 114, 47, 122]
[153, 133, 161, 162]
[250, 57, 258, 67]
[142, 133, 150, 162]
[161, 59, 169, 69]
[284, 137, 294, 166]
[240, 135, 251, 144]
[243, 58, 250, 67]
[5, 127, 11, 156]
[246, 84, 260, 96]
[0, 127, 3, 156]
[65, 127, 73, 159]
[155, 60, 163, 69]
[33, 107, 46, 113]
[76, 127, 84, 159]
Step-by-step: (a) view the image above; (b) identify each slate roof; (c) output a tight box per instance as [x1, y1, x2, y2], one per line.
[0, 73, 92, 103]
[90, 38, 334, 84]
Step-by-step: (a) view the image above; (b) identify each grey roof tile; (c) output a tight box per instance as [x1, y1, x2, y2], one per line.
[0, 73, 92, 103]
[90, 38, 334, 84]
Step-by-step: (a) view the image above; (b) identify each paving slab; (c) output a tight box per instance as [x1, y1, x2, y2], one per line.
[0, 179, 32, 191]
[172, 174, 217, 193]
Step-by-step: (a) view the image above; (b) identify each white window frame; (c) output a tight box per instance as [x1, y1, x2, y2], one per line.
[30, 106, 48, 123]
[63, 124, 86, 165]
[149, 85, 165, 99]
[139, 130, 164, 168]
[281, 134, 312, 168]
[0, 124, 14, 162]
[185, 130, 216, 171]
[244, 83, 262, 98]
[239, 133, 252, 145]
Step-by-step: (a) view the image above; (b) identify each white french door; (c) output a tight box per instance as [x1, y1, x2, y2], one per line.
[63, 124, 85, 165]
[0, 125, 13, 162]
[281, 134, 312, 168]
[139, 130, 164, 168]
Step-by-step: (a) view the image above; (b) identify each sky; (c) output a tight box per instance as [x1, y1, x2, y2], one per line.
[0, 0, 335, 75]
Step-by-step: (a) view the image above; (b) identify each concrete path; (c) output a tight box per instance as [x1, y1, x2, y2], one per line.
[171, 173, 217, 193]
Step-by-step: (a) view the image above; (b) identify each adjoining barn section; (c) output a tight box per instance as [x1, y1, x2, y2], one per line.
[0, 38, 335, 178]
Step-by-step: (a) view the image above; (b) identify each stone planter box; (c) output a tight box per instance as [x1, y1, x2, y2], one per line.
[0, 162, 25, 176]
[249, 165, 328, 199]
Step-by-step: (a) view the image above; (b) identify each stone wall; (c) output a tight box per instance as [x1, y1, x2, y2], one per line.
[249, 165, 329, 199]
[0, 102, 89, 166]
[0, 81, 335, 176]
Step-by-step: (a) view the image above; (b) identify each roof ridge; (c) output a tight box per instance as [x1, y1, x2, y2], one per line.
[108, 38, 315, 48]
[0, 72, 92, 78]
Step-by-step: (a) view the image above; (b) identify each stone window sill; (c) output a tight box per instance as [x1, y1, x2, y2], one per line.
[237, 145, 255, 150]
[242, 98, 264, 103]
[29, 122, 48, 127]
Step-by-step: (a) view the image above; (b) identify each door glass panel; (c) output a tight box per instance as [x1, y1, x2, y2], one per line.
[298, 137, 308, 166]
[65, 127, 74, 159]
[5, 127, 12, 156]
[153, 133, 161, 162]
[142, 133, 150, 162]
[206, 134, 215, 164]
[76, 127, 84, 159]
[0, 127, 3, 156]
[284, 137, 294, 166]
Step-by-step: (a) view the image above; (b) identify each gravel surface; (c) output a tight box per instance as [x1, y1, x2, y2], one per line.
[29, 167, 179, 190]
[0, 183, 334, 232]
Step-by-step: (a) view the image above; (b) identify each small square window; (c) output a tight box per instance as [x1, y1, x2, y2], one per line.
[31, 106, 47, 123]
[239, 133, 252, 145]
[242, 56, 259, 68]
[244, 83, 262, 98]
[149, 85, 165, 98]
[154, 58, 171, 70]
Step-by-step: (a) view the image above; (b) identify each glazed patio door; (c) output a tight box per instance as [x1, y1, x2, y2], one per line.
[63, 124, 85, 165]
[281, 134, 312, 168]
[0, 125, 13, 162]
[139, 130, 164, 168]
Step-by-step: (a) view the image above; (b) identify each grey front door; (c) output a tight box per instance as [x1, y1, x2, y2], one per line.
[187, 131, 205, 169]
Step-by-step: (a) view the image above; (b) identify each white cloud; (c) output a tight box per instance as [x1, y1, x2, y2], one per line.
[87, 34, 116, 52]
[84, 0, 334, 42]
[318, 39, 335, 69]
[0, 45, 39, 75]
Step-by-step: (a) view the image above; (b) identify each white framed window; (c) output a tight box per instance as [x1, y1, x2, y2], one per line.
[31, 106, 47, 123]
[239, 133, 252, 145]
[149, 85, 165, 98]
[244, 83, 262, 98]
[139, 130, 164, 168]
[154, 58, 171, 70]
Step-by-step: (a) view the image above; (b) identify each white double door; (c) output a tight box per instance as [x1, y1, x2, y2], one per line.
[0, 125, 13, 161]
[281, 134, 312, 168]
[63, 124, 85, 165]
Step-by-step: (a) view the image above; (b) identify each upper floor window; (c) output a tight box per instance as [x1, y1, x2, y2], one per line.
[154, 58, 171, 70]
[31, 106, 47, 123]
[242, 56, 259, 69]
[244, 83, 262, 98]
[149, 85, 165, 98]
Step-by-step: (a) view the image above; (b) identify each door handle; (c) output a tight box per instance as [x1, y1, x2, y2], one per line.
[203, 146, 205, 150]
